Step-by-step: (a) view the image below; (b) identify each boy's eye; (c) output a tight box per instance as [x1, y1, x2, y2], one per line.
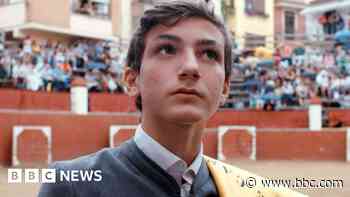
[203, 49, 219, 61]
[157, 44, 176, 55]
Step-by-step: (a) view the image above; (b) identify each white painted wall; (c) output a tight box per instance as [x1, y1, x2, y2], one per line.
[0, 3, 26, 30]
[70, 14, 113, 38]
[212, 0, 223, 18]
[120, 0, 132, 40]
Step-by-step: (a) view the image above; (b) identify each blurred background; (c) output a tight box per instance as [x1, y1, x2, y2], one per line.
[0, 0, 349, 196]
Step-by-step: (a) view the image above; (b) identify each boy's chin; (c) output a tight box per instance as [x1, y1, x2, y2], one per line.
[166, 107, 208, 124]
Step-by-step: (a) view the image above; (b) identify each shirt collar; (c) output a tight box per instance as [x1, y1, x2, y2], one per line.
[134, 124, 203, 185]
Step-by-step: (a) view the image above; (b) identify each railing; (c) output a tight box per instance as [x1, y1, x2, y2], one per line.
[274, 33, 339, 43]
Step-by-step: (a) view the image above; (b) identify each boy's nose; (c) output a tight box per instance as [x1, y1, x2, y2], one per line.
[178, 49, 201, 80]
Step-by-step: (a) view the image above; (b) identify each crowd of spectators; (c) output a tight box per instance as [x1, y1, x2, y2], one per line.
[1, 35, 350, 110]
[230, 43, 350, 110]
[0, 37, 126, 93]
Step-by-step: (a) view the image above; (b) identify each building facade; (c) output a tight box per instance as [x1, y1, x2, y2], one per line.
[131, 0, 223, 32]
[274, 0, 307, 55]
[301, 0, 350, 41]
[0, 0, 132, 45]
[222, 0, 275, 50]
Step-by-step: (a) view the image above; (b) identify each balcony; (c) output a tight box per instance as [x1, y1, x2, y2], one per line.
[70, 0, 113, 39]
[0, 0, 119, 41]
[0, 1, 26, 30]
[70, 14, 113, 39]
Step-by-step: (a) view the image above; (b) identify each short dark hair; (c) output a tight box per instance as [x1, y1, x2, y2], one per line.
[126, 0, 233, 111]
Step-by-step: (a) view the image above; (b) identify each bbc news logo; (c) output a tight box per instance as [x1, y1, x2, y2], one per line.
[8, 168, 102, 183]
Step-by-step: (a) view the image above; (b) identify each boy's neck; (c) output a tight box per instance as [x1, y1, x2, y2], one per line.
[141, 117, 205, 165]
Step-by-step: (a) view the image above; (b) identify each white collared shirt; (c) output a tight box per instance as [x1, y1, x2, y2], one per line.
[134, 125, 203, 197]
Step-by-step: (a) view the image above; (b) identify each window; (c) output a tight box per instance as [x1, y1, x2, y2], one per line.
[131, 0, 154, 31]
[0, 32, 4, 43]
[245, 33, 266, 49]
[253, 0, 265, 14]
[0, 0, 8, 5]
[284, 11, 296, 40]
[72, 0, 111, 19]
[223, 0, 235, 17]
[321, 10, 344, 35]
[0, 0, 24, 6]
[224, 0, 234, 8]
[245, 0, 266, 16]
[138, 0, 153, 4]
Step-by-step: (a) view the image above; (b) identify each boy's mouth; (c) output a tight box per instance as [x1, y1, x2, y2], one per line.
[172, 88, 203, 98]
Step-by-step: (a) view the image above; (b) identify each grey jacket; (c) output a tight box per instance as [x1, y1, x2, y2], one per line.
[38, 140, 218, 197]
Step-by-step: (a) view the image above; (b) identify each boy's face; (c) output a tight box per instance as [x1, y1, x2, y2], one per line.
[134, 17, 229, 124]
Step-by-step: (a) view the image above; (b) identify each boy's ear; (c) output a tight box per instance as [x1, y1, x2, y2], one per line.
[219, 78, 230, 106]
[124, 67, 139, 96]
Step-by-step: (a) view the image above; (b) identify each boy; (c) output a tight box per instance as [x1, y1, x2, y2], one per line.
[38, 1, 306, 196]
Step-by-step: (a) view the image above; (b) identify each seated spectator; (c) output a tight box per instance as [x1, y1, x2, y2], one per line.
[0, 60, 8, 82]
[263, 100, 275, 111]
[0, 41, 4, 53]
[40, 59, 57, 91]
[0, 37, 128, 93]
[341, 90, 350, 107]
[316, 69, 330, 98]
[12, 58, 30, 89]
[26, 64, 43, 91]
[91, 2, 99, 16]
[281, 80, 295, 106]
[77, 0, 94, 15]
[249, 85, 264, 109]
[103, 71, 125, 93]
[22, 36, 32, 54]
[32, 40, 41, 54]
[54, 46, 66, 66]
[13, 54, 43, 91]
[6, 33, 350, 110]
[48, 62, 71, 92]
[85, 69, 102, 92]
[295, 77, 309, 106]
[59, 59, 72, 74]
[323, 51, 335, 68]
[285, 67, 297, 81]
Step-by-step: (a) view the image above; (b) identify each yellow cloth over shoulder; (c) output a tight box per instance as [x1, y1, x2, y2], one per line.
[204, 156, 308, 197]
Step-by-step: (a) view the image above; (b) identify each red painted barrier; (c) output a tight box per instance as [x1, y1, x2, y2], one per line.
[221, 129, 253, 159]
[0, 89, 69, 110]
[256, 130, 346, 161]
[208, 110, 308, 128]
[0, 112, 139, 166]
[328, 109, 350, 126]
[0, 89, 309, 128]
[1, 111, 348, 166]
[112, 129, 135, 147]
[2, 89, 350, 129]
[0, 90, 349, 166]
[202, 130, 218, 159]
[17, 129, 49, 165]
[89, 93, 137, 112]
[0, 89, 136, 112]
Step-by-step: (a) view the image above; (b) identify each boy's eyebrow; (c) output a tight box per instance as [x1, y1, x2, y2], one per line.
[196, 39, 224, 48]
[156, 34, 224, 48]
[156, 34, 181, 42]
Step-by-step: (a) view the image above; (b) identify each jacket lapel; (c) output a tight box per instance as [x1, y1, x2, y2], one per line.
[204, 156, 308, 197]
[205, 156, 243, 197]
